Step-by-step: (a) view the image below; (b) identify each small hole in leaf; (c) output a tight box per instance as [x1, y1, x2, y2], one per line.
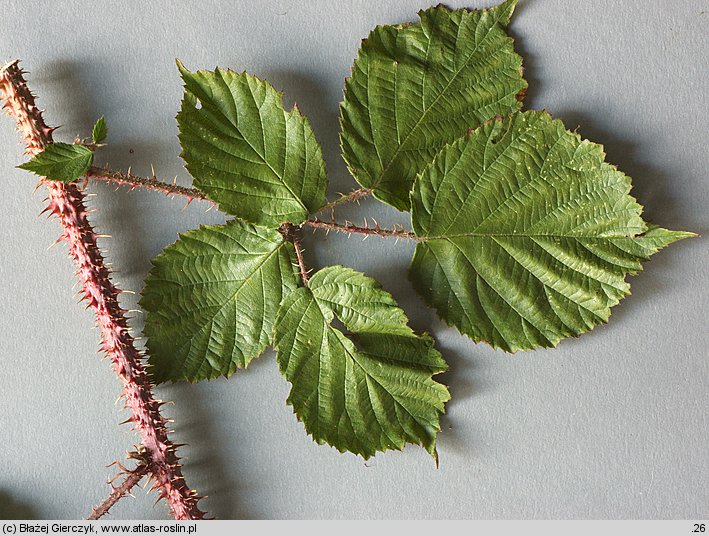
[195, 99, 202, 110]
[331, 316, 349, 335]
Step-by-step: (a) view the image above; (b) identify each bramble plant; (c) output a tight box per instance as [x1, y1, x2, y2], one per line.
[2, 0, 693, 519]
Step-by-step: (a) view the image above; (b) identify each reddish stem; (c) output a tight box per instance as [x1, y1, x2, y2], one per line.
[88, 166, 209, 205]
[1, 60, 205, 520]
[88, 168, 371, 217]
[88, 463, 149, 520]
[87, 168, 416, 243]
[279, 223, 310, 285]
[291, 233, 310, 286]
[304, 217, 418, 241]
[90, 169, 414, 242]
[317, 187, 371, 213]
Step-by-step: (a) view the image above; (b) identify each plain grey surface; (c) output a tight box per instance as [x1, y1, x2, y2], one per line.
[0, 0, 706, 520]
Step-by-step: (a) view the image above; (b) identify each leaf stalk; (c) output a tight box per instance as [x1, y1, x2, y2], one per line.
[87, 166, 210, 205]
[280, 222, 311, 285]
[317, 187, 371, 213]
[304, 217, 418, 241]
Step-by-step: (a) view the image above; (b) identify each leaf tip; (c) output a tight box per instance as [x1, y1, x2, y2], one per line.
[655, 228, 698, 244]
[175, 58, 190, 79]
[493, 0, 519, 25]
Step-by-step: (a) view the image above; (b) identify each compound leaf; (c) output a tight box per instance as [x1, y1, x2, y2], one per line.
[141, 219, 299, 382]
[274, 266, 450, 460]
[177, 61, 328, 227]
[340, 0, 527, 211]
[410, 111, 694, 352]
[18, 142, 93, 182]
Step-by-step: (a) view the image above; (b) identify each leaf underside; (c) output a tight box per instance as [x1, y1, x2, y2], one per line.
[274, 266, 450, 460]
[141, 219, 299, 382]
[410, 110, 693, 352]
[340, 0, 527, 211]
[19, 142, 94, 182]
[177, 61, 328, 227]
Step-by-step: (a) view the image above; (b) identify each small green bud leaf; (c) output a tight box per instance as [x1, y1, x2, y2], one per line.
[18, 142, 94, 182]
[91, 116, 108, 144]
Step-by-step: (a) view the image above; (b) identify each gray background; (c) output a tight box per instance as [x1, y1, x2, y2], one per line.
[0, 0, 706, 520]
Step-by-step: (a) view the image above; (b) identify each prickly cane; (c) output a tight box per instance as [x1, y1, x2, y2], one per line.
[0, 60, 206, 520]
[88, 460, 149, 520]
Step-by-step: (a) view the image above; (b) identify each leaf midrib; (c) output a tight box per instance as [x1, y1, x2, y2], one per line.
[369, 12, 503, 190]
[184, 83, 309, 216]
[419, 231, 646, 241]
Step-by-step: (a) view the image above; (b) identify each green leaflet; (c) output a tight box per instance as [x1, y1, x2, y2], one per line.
[274, 266, 450, 460]
[177, 61, 328, 227]
[141, 219, 299, 382]
[409, 111, 694, 352]
[18, 142, 93, 182]
[92, 116, 108, 144]
[340, 0, 527, 211]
